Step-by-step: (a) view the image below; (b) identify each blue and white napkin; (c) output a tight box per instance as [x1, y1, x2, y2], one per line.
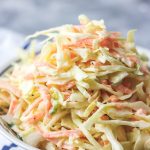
[0, 135, 18, 150]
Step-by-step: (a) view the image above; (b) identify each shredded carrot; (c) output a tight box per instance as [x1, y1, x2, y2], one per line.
[100, 37, 117, 49]
[38, 85, 52, 119]
[70, 52, 77, 59]
[100, 115, 109, 120]
[38, 85, 51, 101]
[91, 61, 103, 67]
[22, 98, 42, 117]
[99, 140, 104, 146]
[58, 81, 75, 91]
[99, 140, 109, 146]
[44, 130, 83, 139]
[45, 138, 59, 145]
[28, 112, 44, 124]
[38, 126, 83, 139]
[65, 81, 76, 90]
[62, 91, 72, 100]
[115, 104, 124, 110]
[104, 140, 109, 145]
[130, 117, 139, 121]
[128, 55, 140, 64]
[64, 38, 94, 49]
[76, 38, 93, 47]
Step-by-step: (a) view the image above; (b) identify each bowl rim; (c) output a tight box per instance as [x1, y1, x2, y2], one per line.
[0, 46, 149, 150]
[0, 125, 38, 150]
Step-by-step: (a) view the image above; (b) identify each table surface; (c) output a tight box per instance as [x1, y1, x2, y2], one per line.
[0, 0, 150, 49]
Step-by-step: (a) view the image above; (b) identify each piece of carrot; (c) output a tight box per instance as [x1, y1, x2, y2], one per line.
[44, 129, 83, 139]
[38, 85, 51, 101]
[100, 115, 110, 120]
[104, 140, 109, 145]
[38, 85, 52, 117]
[70, 52, 77, 59]
[100, 36, 120, 49]
[28, 112, 44, 124]
[22, 98, 43, 117]
[58, 81, 75, 91]
[115, 104, 124, 110]
[100, 37, 114, 49]
[128, 55, 140, 64]
[38, 126, 83, 139]
[62, 91, 72, 100]
[64, 38, 94, 49]
[130, 117, 139, 121]
[99, 140, 109, 146]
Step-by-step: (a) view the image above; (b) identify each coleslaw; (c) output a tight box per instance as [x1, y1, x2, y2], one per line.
[0, 15, 150, 150]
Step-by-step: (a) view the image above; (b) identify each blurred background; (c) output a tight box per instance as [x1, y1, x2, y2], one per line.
[0, 0, 150, 48]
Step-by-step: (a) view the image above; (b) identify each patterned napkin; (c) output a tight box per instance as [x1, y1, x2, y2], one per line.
[0, 135, 18, 150]
[0, 28, 24, 149]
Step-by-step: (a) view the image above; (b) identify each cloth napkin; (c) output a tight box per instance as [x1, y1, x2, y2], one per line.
[0, 28, 24, 150]
[0, 135, 18, 150]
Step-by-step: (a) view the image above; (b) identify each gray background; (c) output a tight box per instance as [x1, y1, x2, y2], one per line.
[0, 0, 150, 48]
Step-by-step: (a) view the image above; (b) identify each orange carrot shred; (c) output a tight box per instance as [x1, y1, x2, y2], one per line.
[101, 115, 109, 120]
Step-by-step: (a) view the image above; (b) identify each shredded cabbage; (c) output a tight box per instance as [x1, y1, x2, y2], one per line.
[95, 125, 124, 150]
[0, 15, 150, 150]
